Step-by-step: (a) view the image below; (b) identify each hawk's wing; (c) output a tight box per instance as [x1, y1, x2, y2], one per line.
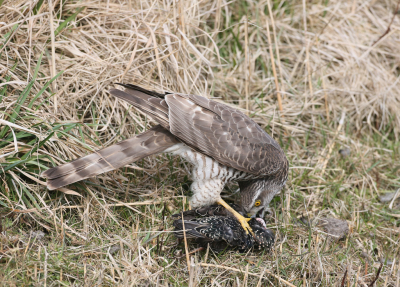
[165, 94, 286, 176]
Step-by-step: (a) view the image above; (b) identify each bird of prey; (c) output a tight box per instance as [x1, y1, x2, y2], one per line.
[172, 204, 274, 251]
[42, 84, 288, 234]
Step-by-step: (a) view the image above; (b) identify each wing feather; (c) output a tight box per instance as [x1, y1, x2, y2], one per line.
[165, 94, 286, 176]
[107, 86, 286, 176]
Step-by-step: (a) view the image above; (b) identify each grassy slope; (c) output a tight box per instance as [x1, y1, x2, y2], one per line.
[1, 0, 400, 286]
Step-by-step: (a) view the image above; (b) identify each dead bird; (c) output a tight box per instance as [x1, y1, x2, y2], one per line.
[172, 203, 246, 220]
[172, 204, 274, 252]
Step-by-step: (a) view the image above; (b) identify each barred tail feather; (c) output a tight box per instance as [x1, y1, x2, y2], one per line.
[42, 125, 179, 190]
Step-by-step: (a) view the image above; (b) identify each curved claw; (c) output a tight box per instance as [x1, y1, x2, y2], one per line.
[238, 216, 255, 236]
[216, 199, 255, 236]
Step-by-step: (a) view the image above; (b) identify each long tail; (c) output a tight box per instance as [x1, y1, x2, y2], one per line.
[42, 125, 179, 190]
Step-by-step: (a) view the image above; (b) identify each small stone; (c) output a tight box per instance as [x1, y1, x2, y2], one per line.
[384, 259, 394, 266]
[297, 216, 311, 227]
[339, 148, 351, 157]
[109, 244, 120, 255]
[317, 218, 349, 241]
[28, 230, 45, 241]
[360, 251, 370, 260]
[379, 192, 396, 203]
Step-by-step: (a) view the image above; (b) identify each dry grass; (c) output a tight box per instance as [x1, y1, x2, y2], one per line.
[1, 0, 400, 286]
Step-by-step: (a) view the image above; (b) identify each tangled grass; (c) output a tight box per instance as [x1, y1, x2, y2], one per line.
[1, 0, 400, 285]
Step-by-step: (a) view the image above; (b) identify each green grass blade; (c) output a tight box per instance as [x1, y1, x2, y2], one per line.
[20, 131, 55, 161]
[0, 61, 18, 103]
[0, 74, 12, 104]
[0, 132, 54, 174]
[54, 7, 85, 37]
[0, 23, 19, 51]
[0, 53, 43, 138]
[33, 0, 44, 15]
[28, 70, 63, 108]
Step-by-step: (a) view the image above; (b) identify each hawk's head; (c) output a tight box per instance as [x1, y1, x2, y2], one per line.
[239, 177, 286, 218]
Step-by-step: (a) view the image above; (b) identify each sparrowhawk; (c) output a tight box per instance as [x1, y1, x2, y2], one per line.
[42, 84, 289, 234]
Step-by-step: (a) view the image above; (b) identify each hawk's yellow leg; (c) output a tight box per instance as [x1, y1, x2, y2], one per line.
[216, 199, 254, 236]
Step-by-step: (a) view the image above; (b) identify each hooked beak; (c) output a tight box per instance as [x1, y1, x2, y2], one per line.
[257, 208, 266, 218]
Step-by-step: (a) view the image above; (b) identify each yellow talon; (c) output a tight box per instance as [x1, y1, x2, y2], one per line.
[216, 199, 255, 236]
[237, 215, 255, 236]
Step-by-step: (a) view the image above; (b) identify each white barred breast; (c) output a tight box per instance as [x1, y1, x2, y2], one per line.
[164, 144, 255, 207]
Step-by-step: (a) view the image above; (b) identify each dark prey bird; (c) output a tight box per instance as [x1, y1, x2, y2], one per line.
[172, 204, 275, 251]
[172, 203, 248, 220]
[42, 84, 289, 234]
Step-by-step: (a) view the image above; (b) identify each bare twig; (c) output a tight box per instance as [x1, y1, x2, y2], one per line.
[368, 263, 383, 287]
[372, 0, 400, 46]
[340, 267, 348, 287]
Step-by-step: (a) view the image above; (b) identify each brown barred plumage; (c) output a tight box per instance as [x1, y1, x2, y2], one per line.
[42, 84, 288, 230]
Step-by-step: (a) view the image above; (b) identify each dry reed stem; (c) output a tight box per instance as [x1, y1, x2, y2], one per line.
[244, 17, 249, 114]
[265, 19, 283, 113]
[313, 111, 346, 204]
[320, 60, 330, 122]
[266, 0, 285, 99]
[182, 213, 191, 273]
[48, 0, 57, 112]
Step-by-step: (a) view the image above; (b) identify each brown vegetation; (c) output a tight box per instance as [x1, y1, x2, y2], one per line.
[1, 0, 400, 285]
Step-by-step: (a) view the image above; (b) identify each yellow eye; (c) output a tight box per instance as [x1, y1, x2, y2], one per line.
[254, 200, 261, 207]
